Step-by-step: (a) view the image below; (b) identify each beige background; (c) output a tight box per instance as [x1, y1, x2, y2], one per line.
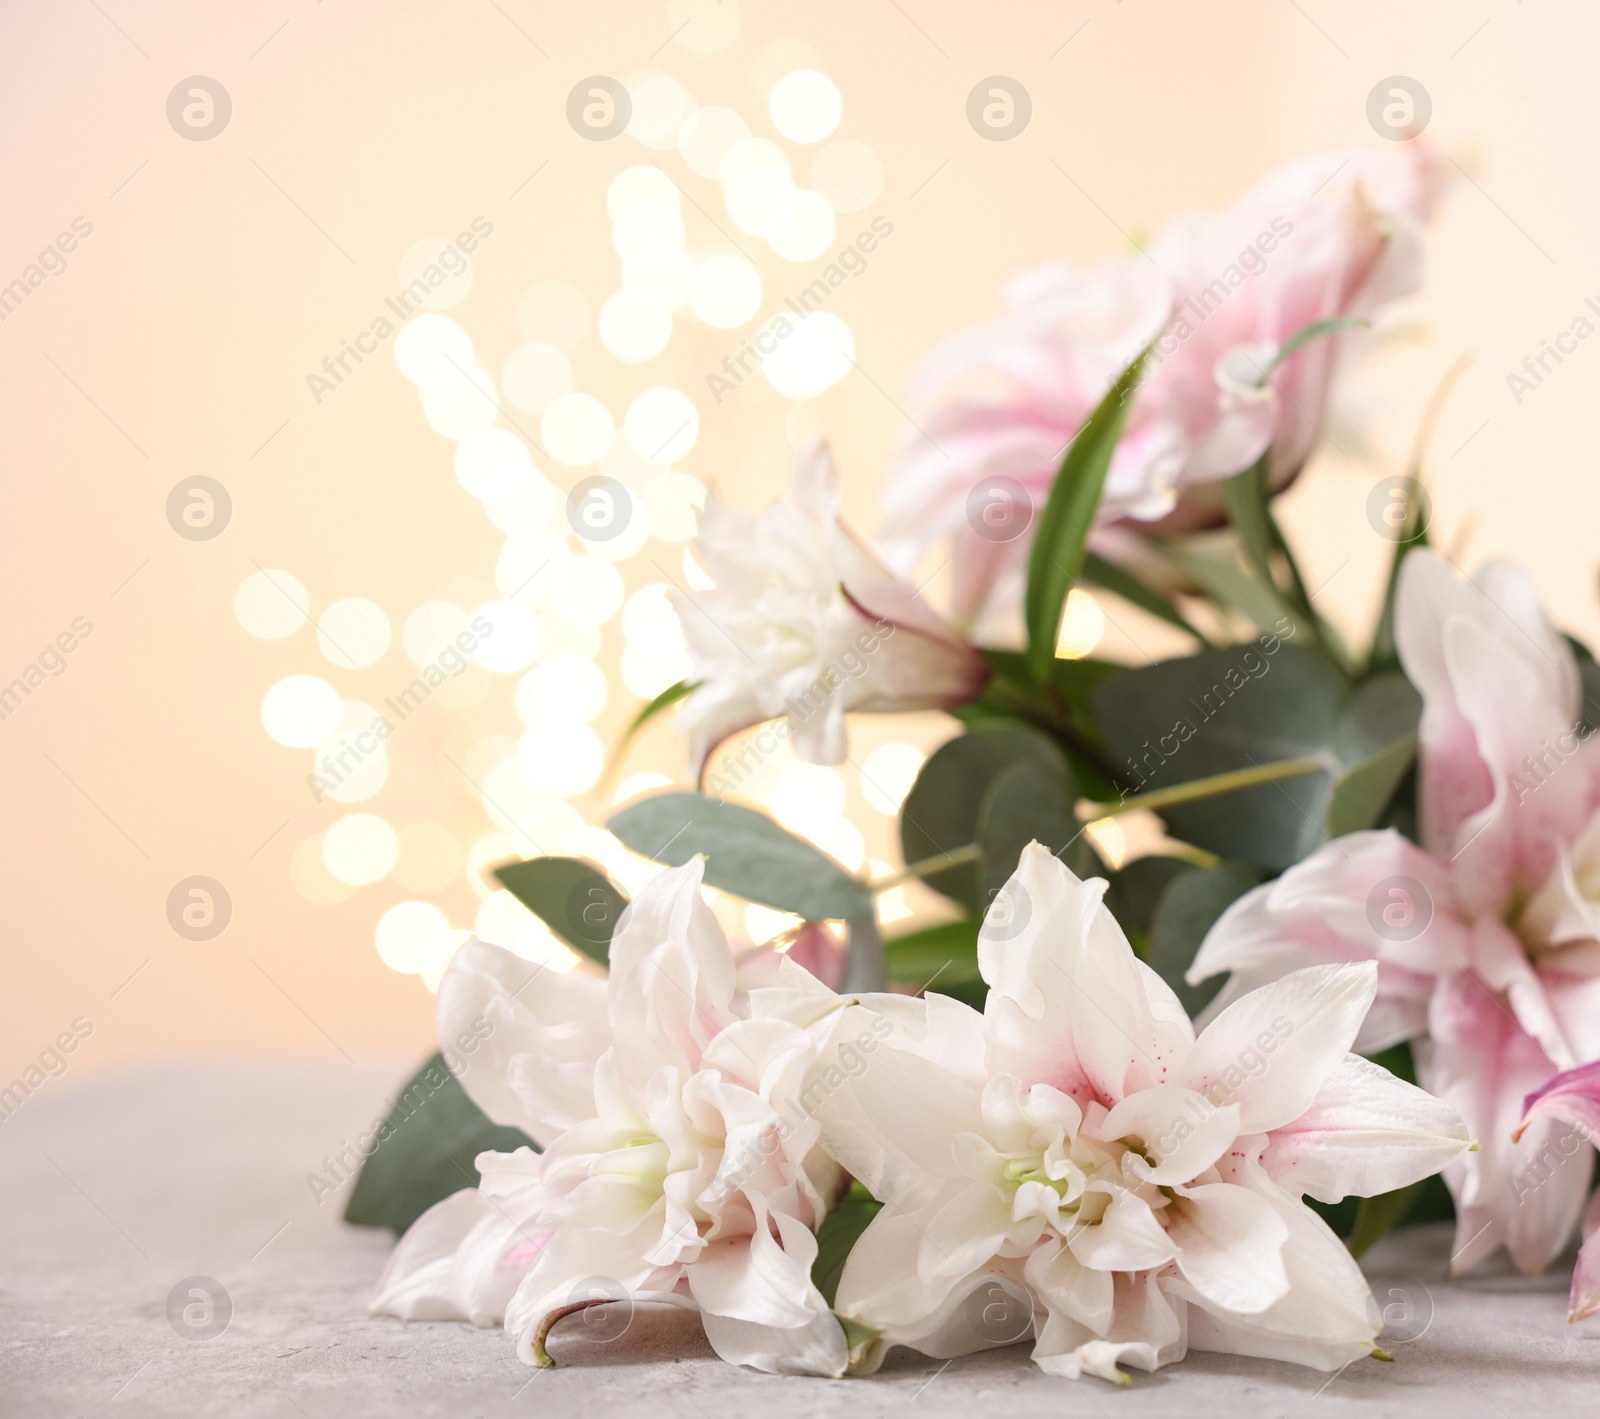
[3, 0, 1595, 1088]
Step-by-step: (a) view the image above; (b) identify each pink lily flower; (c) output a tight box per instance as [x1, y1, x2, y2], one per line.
[880, 146, 1442, 621]
[1515, 1061, 1600, 1321]
[1190, 549, 1600, 1277]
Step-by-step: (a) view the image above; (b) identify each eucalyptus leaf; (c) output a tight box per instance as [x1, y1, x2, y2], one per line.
[608, 791, 871, 920]
[1104, 854, 1194, 955]
[1025, 345, 1153, 679]
[344, 1053, 535, 1235]
[493, 856, 628, 967]
[884, 917, 982, 989]
[1092, 645, 1419, 867]
[976, 757, 1100, 909]
[1170, 546, 1307, 643]
[1145, 860, 1261, 1015]
[900, 724, 1067, 912]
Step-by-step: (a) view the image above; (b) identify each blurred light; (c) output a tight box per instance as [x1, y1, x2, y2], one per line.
[537, 610, 602, 660]
[746, 903, 803, 945]
[611, 199, 686, 268]
[627, 73, 696, 149]
[392, 822, 463, 894]
[613, 770, 672, 805]
[598, 288, 673, 362]
[622, 253, 693, 311]
[768, 189, 837, 261]
[768, 763, 847, 837]
[811, 140, 884, 212]
[751, 38, 823, 101]
[1055, 589, 1105, 660]
[470, 600, 544, 672]
[815, 817, 866, 872]
[516, 654, 607, 725]
[724, 161, 796, 238]
[557, 557, 625, 626]
[484, 476, 562, 537]
[768, 70, 843, 143]
[607, 165, 681, 219]
[322, 813, 399, 885]
[421, 361, 498, 438]
[235, 568, 309, 640]
[668, 0, 741, 54]
[1085, 816, 1128, 869]
[465, 832, 520, 895]
[761, 312, 854, 398]
[540, 393, 615, 466]
[314, 699, 389, 803]
[679, 105, 749, 177]
[403, 602, 468, 666]
[625, 387, 699, 465]
[500, 344, 573, 416]
[475, 890, 579, 970]
[518, 280, 588, 350]
[643, 471, 706, 544]
[622, 584, 678, 639]
[261, 675, 341, 748]
[398, 237, 474, 310]
[621, 639, 693, 699]
[518, 722, 605, 797]
[421, 928, 473, 994]
[317, 598, 392, 669]
[689, 254, 762, 328]
[453, 428, 533, 503]
[290, 832, 355, 905]
[860, 743, 925, 815]
[683, 546, 715, 589]
[496, 531, 570, 606]
[394, 314, 474, 388]
[376, 900, 452, 973]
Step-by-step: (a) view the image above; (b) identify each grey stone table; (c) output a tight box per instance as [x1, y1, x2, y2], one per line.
[2, 1062, 1596, 1416]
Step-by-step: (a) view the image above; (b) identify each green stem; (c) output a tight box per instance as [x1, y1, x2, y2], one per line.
[869, 843, 983, 893]
[1086, 752, 1329, 819]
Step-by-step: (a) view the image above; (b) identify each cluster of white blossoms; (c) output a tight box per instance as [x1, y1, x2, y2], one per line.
[372, 843, 1471, 1383]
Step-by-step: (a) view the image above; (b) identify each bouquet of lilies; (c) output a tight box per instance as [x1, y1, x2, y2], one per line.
[349, 141, 1600, 1384]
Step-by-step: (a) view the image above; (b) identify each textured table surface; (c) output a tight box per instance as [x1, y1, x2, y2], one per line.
[2, 1061, 1595, 1416]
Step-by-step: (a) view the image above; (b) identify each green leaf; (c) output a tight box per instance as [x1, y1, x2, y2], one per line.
[1170, 546, 1307, 643]
[493, 856, 628, 968]
[1025, 344, 1153, 680]
[619, 678, 696, 748]
[1346, 1180, 1428, 1259]
[1082, 551, 1209, 645]
[975, 757, 1100, 908]
[1105, 854, 1196, 956]
[884, 917, 983, 988]
[1220, 456, 1277, 590]
[607, 791, 871, 920]
[1145, 860, 1261, 1015]
[344, 1053, 535, 1235]
[1323, 675, 1421, 839]
[812, 1182, 884, 1307]
[1092, 644, 1419, 868]
[899, 724, 1068, 912]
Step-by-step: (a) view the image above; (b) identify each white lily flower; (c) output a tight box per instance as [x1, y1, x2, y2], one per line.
[672, 439, 989, 774]
[799, 843, 1471, 1383]
[369, 858, 850, 1376]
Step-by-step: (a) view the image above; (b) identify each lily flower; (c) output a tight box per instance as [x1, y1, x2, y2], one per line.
[1514, 1061, 1600, 1322]
[369, 858, 851, 1376]
[672, 439, 989, 775]
[798, 843, 1470, 1382]
[879, 145, 1441, 621]
[1191, 549, 1600, 1276]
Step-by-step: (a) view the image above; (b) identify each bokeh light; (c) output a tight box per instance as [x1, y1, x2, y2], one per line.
[540, 393, 615, 466]
[375, 900, 452, 973]
[322, 812, 400, 885]
[317, 598, 392, 669]
[235, 568, 309, 640]
[768, 70, 843, 143]
[761, 311, 855, 398]
[624, 386, 699, 465]
[261, 675, 342, 748]
[860, 743, 925, 815]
